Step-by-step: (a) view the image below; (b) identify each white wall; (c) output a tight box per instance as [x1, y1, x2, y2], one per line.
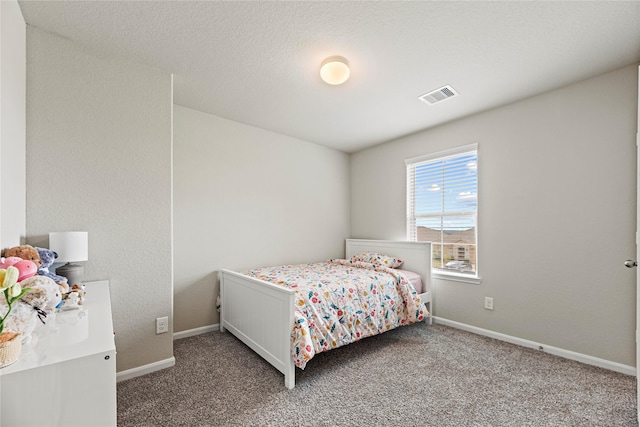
[26, 27, 174, 372]
[351, 64, 638, 367]
[173, 105, 350, 332]
[0, 0, 26, 248]
[18, 15, 636, 372]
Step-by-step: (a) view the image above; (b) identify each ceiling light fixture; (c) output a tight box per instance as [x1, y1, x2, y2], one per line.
[320, 56, 350, 85]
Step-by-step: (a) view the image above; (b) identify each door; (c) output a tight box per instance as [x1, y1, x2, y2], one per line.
[629, 65, 640, 422]
[636, 65, 640, 421]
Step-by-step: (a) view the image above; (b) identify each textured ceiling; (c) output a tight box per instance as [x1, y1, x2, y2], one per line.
[18, 1, 640, 153]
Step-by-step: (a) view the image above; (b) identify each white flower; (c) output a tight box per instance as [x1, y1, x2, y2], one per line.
[0, 266, 23, 335]
[0, 266, 18, 292]
[9, 283, 22, 299]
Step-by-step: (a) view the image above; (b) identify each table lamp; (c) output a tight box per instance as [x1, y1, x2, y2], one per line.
[49, 231, 88, 287]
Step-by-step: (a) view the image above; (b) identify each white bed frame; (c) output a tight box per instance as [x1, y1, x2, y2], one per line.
[219, 239, 432, 389]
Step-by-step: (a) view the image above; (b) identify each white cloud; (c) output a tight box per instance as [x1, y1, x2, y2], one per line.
[458, 191, 477, 201]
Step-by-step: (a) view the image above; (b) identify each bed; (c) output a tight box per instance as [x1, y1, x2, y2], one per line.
[218, 239, 432, 389]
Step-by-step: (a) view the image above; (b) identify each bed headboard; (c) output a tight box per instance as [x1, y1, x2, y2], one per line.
[345, 239, 432, 292]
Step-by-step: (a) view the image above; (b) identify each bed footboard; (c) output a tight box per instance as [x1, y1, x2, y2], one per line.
[219, 269, 296, 389]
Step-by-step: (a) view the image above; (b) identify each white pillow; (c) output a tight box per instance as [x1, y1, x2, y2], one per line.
[350, 252, 404, 268]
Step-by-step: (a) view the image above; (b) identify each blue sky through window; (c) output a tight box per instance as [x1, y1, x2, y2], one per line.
[414, 153, 477, 231]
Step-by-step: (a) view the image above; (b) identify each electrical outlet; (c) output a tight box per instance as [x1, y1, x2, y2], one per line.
[484, 297, 494, 310]
[156, 316, 169, 334]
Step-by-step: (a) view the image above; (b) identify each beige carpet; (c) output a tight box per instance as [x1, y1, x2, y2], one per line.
[117, 323, 636, 426]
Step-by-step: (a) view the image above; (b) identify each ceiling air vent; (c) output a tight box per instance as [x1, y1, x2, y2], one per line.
[418, 85, 459, 105]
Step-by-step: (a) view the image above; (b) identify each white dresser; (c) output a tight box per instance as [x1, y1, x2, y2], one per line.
[0, 280, 117, 426]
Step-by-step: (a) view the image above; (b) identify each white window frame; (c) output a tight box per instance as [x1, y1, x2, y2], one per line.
[405, 143, 481, 284]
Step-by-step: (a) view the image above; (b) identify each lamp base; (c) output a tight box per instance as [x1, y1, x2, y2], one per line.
[56, 263, 84, 287]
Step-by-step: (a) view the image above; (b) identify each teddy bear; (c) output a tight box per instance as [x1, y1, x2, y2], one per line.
[2, 245, 41, 267]
[0, 275, 63, 343]
[18, 275, 63, 312]
[0, 287, 55, 343]
[35, 247, 70, 294]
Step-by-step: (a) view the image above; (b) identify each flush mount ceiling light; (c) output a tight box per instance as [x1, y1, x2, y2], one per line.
[320, 56, 350, 85]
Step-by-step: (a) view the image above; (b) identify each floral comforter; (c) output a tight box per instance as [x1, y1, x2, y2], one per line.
[243, 259, 427, 369]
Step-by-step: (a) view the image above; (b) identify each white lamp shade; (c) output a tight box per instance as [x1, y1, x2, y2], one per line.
[49, 232, 89, 263]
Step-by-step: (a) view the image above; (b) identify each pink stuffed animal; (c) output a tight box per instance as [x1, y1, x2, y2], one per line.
[0, 257, 38, 282]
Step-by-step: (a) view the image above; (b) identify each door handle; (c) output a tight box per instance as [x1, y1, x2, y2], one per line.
[624, 259, 638, 268]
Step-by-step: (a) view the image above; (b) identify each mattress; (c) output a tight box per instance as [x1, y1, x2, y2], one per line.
[396, 269, 424, 294]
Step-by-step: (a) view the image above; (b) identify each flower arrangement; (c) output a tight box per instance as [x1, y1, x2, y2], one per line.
[0, 266, 30, 337]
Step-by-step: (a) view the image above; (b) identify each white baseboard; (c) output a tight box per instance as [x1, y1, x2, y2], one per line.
[173, 323, 219, 340]
[116, 357, 176, 382]
[116, 325, 218, 383]
[433, 317, 636, 376]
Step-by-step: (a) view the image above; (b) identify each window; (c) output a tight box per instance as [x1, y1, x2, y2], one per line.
[406, 144, 478, 279]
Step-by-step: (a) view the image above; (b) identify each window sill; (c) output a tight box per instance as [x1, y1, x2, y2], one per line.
[432, 271, 482, 285]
